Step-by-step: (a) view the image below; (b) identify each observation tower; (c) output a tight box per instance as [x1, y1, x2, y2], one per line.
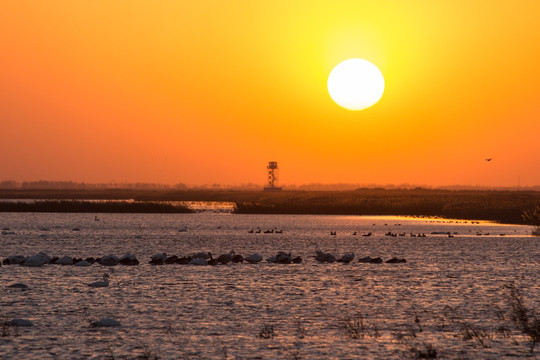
[264, 161, 282, 192]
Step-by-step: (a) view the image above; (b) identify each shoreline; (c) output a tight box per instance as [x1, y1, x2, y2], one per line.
[0, 200, 192, 214]
[0, 188, 539, 225]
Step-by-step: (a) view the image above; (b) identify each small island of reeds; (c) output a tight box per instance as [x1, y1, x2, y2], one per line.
[0, 200, 193, 213]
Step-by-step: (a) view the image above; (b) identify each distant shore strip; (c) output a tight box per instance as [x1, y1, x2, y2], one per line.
[0, 200, 193, 213]
[0, 188, 539, 225]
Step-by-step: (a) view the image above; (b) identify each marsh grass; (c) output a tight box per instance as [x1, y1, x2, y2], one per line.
[293, 318, 306, 339]
[440, 305, 494, 348]
[413, 311, 423, 333]
[140, 346, 161, 360]
[434, 315, 447, 330]
[289, 350, 302, 360]
[5, 188, 538, 224]
[495, 325, 512, 338]
[0, 316, 20, 337]
[341, 312, 381, 339]
[405, 324, 418, 338]
[0, 200, 193, 213]
[408, 342, 437, 359]
[1, 316, 9, 337]
[1, 320, 10, 337]
[504, 283, 540, 352]
[342, 313, 366, 339]
[458, 322, 493, 348]
[522, 205, 540, 235]
[105, 346, 115, 360]
[258, 324, 275, 339]
[230, 189, 540, 224]
[337, 286, 540, 357]
[165, 320, 176, 335]
[81, 306, 94, 326]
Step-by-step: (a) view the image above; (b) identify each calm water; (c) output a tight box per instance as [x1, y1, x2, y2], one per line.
[0, 212, 539, 359]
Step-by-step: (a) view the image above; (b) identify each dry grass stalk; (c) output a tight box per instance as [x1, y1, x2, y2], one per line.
[294, 318, 306, 339]
[458, 322, 493, 348]
[505, 283, 540, 352]
[522, 206, 540, 235]
[342, 313, 366, 339]
[409, 342, 437, 359]
[258, 324, 275, 339]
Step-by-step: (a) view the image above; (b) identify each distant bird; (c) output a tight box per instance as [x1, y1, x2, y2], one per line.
[485, 158, 493, 162]
[88, 273, 110, 288]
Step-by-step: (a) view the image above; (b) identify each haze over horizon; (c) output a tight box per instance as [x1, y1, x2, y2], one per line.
[1, 1, 539, 187]
[2, 179, 539, 192]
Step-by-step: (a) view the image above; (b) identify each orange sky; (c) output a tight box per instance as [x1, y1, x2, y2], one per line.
[1, 1, 539, 187]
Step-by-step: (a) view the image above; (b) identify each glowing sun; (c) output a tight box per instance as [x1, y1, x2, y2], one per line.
[327, 58, 385, 111]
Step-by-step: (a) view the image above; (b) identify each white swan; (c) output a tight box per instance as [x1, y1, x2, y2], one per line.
[88, 273, 110, 287]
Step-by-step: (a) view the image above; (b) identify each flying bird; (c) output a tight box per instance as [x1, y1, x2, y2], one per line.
[485, 158, 493, 162]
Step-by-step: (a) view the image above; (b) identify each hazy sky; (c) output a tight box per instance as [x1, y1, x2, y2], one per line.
[1, 1, 539, 187]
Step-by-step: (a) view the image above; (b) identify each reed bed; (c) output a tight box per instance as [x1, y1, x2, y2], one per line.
[1, 188, 539, 224]
[0, 200, 192, 213]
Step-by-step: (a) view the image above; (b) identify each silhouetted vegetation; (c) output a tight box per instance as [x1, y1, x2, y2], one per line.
[341, 312, 380, 339]
[504, 283, 540, 352]
[258, 324, 275, 339]
[0, 188, 538, 224]
[228, 189, 539, 225]
[0, 200, 192, 213]
[522, 206, 540, 235]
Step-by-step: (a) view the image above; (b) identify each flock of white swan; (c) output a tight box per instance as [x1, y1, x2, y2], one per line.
[1, 249, 406, 330]
[2, 250, 407, 269]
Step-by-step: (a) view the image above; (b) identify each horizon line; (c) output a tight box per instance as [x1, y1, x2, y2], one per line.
[0, 180, 539, 192]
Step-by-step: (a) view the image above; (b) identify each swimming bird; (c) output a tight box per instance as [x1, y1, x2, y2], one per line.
[88, 273, 110, 287]
[216, 250, 235, 264]
[315, 251, 336, 263]
[188, 258, 208, 265]
[7, 283, 29, 289]
[91, 317, 121, 327]
[75, 260, 92, 267]
[337, 252, 355, 264]
[245, 253, 263, 264]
